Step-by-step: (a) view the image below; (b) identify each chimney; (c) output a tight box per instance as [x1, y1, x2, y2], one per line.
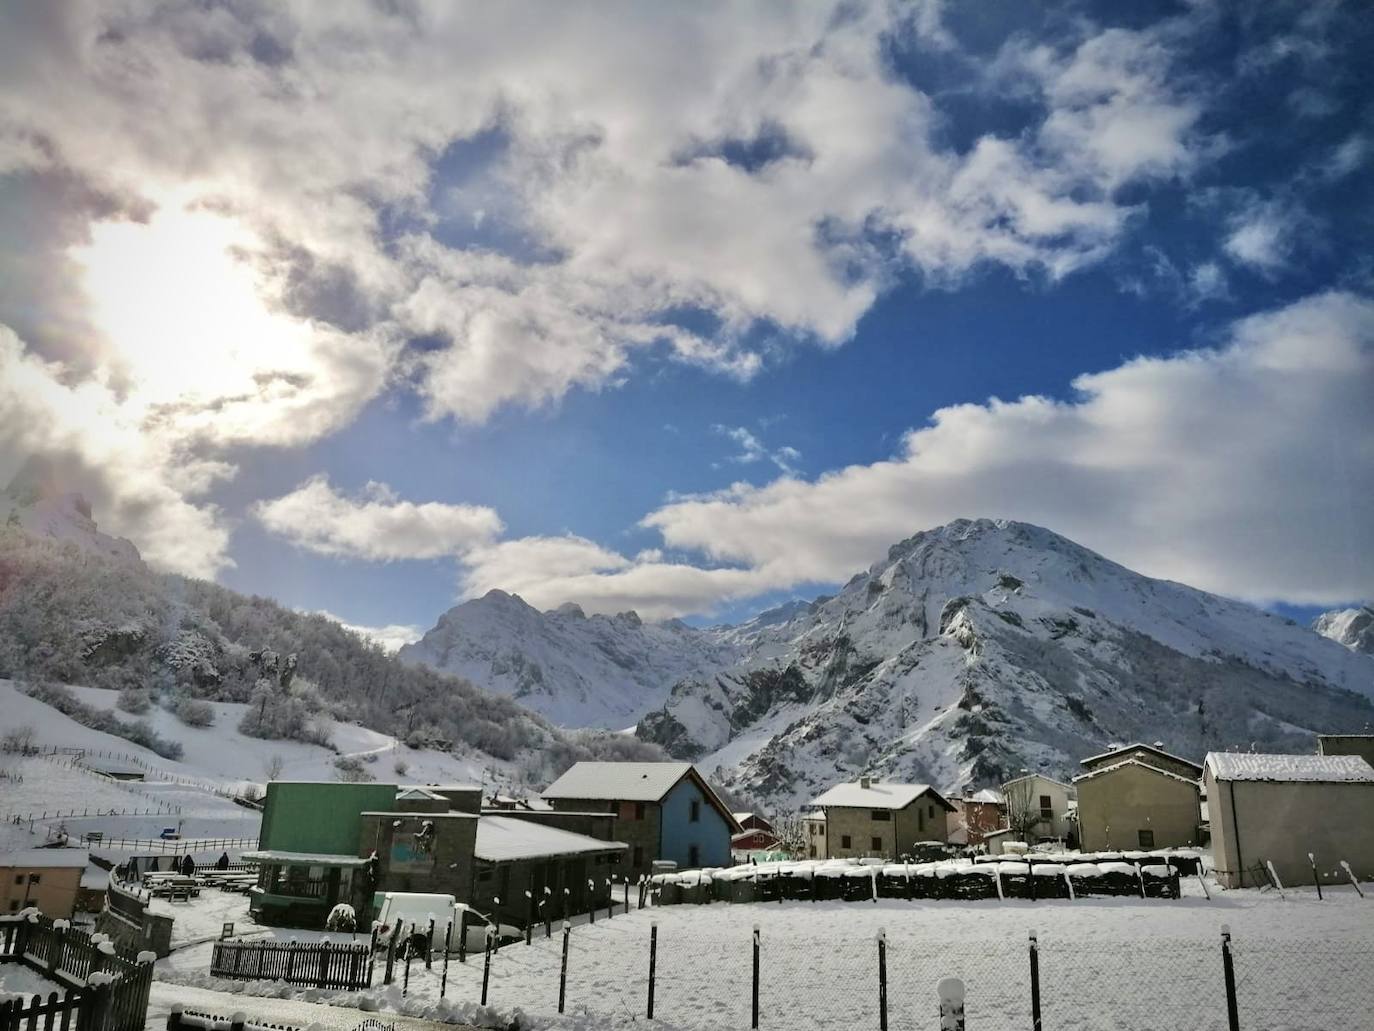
[859, 776, 871, 789]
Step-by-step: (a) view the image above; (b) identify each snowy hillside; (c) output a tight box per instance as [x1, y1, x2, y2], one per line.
[398, 590, 738, 727]
[1315, 606, 1374, 655]
[637, 519, 1374, 808]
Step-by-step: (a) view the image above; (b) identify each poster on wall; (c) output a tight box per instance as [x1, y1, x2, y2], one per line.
[389, 817, 437, 873]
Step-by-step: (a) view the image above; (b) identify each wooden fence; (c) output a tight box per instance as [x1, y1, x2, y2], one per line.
[210, 939, 374, 992]
[0, 913, 153, 1031]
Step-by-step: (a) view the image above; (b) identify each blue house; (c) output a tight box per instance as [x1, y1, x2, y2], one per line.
[541, 762, 741, 878]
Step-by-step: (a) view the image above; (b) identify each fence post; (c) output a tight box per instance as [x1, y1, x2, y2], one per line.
[167, 1003, 184, 1031]
[1340, 860, 1365, 897]
[317, 940, 330, 989]
[647, 922, 658, 1021]
[230, 1012, 246, 1031]
[938, 978, 965, 1031]
[752, 924, 760, 1030]
[440, 920, 452, 998]
[481, 927, 494, 1006]
[558, 921, 571, 1014]
[589, 879, 596, 925]
[877, 928, 888, 1031]
[1029, 931, 1042, 1031]
[458, 908, 468, 964]
[50, 920, 66, 977]
[1220, 926, 1240, 1031]
[384, 924, 397, 985]
[402, 925, 413, 996]
[1308, 853, 1322, 900]
[426, 917, 435, 970]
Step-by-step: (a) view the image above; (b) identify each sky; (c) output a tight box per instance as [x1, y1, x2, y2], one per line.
[0, 0, 1371, 649]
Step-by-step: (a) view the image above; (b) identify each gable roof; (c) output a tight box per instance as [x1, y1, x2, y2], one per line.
[1205, 752, 1374, 784]
[1003, 772, 1073, 790]
[1079, 743, 1202, 775]
[542, 762, 741, 831]
[1072, 758, 1201, 788]
[473, 816, 627, 862]
[809, 781, 955, 812]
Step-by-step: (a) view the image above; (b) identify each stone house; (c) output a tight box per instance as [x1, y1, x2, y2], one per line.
[1001, 773, 1076, 844]
[1072, 743, 1202, 851]
[808, 778, 954, 860]
[1205, 752, 1374, 888]
[542, 762, 739, 878]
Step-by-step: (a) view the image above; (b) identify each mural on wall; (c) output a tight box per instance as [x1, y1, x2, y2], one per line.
[389, 818, 437, 872]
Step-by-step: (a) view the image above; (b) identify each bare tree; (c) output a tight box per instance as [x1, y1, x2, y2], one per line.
[1003, 777, 1041, 841]
[264, 754, 285, 781]
[1, 724, 36, 755]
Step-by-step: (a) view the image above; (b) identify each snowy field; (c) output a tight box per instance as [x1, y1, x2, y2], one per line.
[152, 879, 1374, 1031]
[0, 679, 501, 799]
[0, 962, 62, 1003]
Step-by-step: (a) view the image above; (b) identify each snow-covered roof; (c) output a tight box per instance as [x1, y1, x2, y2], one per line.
[240, 850, 369, 866]
[542, 761, 693, 801]
[965, 788, 1005, 805]
[1072, 758, 1201, 788]
[1205, 752, 1374, 783]
[79, 758, 145, 776]
[0, 849, 89, 869]
[396, 786, 447, 801]
[804, 811, 827, 822]
[732, 812, 754, 822]
[1079, 742, 1201, 774]
[810, 781, 953, 811]
[1003, 772, 1073, 790]
[474, 816, 627, 862]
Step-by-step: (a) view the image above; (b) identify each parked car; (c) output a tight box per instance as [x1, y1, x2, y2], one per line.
[159, 827, 181, 840]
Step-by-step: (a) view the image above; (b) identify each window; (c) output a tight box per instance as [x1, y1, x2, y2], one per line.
[689, 800, 700, 822]
[871, 810, 890, 821]
[635, 802, 646, 821]
[928, 805, 934, 819]
[28, 874, 40, 885]
[918, 809, 924, 832]
[688, 845, 700, 867]
[809, 845, 817, 858]
[1138, 829, 1155, 849]
[12, 875, 20, 885]
[871, 836, 882, 851]
[633, 846, 644, 867]
[1039, 795, 1053, 819]
[841, 835, 852, 849]
[7, 900, 17, 912]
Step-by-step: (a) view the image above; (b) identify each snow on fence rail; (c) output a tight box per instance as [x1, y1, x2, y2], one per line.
[89, 836, 259, 854]
[167, 1005, 304, 1031]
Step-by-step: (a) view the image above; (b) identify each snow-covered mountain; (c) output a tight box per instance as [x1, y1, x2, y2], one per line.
[398, 591, 739, 727]
[1314, 606, 1374, 656]
[636, 519, 1374, 809]
[2, 458, 141, 563]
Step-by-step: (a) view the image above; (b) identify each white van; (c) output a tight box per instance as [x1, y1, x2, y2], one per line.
[372, 893, 520, 954]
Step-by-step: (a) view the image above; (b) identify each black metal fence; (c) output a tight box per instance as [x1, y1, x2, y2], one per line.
[210, 938, 374, 991]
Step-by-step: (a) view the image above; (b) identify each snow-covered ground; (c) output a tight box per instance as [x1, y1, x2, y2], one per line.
[150, 878, 1374, 1031]
[0, 679, 500, 796]
[0, 962, 63, 1003]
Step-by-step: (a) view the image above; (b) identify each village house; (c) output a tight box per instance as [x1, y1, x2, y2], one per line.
[1204, 752, 1374, 888]
[1073, 743, 1203, 851]
[1318, 734, 1374, 768]
[246, 780, 624, 930]
[1, 848, 88, 917]
[803, 811, 827, 859]
[947, 789, 1006, 846]
[1002, 772, 1076, 845]
[541, 762, 739, 878]
[808, 778, 954, 860]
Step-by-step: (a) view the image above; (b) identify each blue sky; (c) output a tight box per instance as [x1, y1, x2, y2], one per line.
[1, 0, 1371, 644]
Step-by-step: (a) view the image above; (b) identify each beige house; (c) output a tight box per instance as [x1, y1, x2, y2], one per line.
[1205, 752, 1374, 889]
[1073, 743, 1202, 851]
[1, 849, 88, 917]
[802, 811, 828, 859]
[808, 778, 954, 860]
[1002, 773, 1075, 844]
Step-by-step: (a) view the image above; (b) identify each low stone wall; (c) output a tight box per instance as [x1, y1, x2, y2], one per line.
[98, 882, 173, 956]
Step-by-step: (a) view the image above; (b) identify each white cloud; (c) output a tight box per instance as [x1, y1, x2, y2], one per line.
[1222, 197, 1309, 274]
[254, 476, 503, 561]
[1, 2, 1216, 431]
[630, 291, 1374, 609]
[714, 425, 801, 474]
[311, 610, 423, 654]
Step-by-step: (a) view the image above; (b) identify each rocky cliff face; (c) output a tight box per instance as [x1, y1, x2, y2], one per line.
[398, 590, 739, 728]
[636, 519, 1374, 809]
[2, 458, 141, 564]
[1314, 606, 1374, 656]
